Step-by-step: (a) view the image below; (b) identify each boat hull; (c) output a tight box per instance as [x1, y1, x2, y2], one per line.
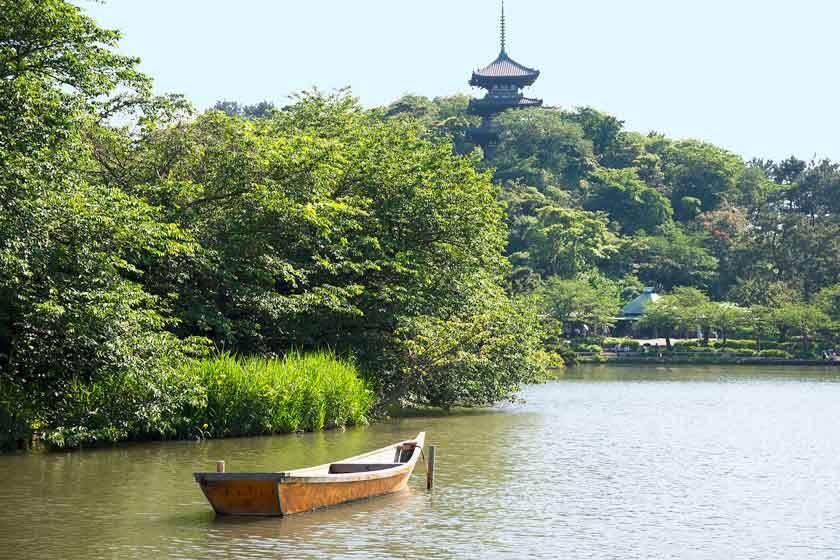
[279, 469, 412, 515]
[197, 476, 284, 516]
[194, 433, 425, 516]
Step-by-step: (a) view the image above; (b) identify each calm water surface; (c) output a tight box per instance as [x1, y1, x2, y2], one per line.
[2, 365, 840, 559]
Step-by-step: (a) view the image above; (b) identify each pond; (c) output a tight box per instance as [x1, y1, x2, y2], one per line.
[2, 365, 840, 559]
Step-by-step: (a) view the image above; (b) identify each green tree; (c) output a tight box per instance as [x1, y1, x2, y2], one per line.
[656, 139, 746, 219]
[492, 108, 595, 191]
[728, 278, 800, 307]
[384, 93, 479, 153]
[669, 287, 713, 344]
[538, 274, 620, 335]
[585, 168, 673, 234]
[521, 207, 617, 278]
[389, 293, 545, 408]
[211, 100, 276, 119]
[0, 0, 203, 446]
[627, 227, 719, 290]
[734, 205, 840, 298]
[815, 284, 840, 322]
[0, 0, 556, 448]
[638, 296, 680, 350]
[709, 304, 750, 346]
[771, 304, 830, 354]
[748, 305, 777, 352]
[562, 107, 624, 162]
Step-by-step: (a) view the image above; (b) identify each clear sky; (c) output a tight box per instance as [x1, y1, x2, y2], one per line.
[76, 0, 839, 161]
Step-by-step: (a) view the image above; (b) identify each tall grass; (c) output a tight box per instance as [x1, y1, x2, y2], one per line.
[183, 351, 375, 438]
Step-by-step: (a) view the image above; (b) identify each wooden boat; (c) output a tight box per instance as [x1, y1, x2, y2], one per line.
[194, 432, 425, 516]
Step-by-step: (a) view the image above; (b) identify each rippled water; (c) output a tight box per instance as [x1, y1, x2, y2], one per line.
[2, 365, 840, 559]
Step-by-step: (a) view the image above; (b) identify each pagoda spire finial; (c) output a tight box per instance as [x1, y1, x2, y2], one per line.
[500, 0, 506, 54]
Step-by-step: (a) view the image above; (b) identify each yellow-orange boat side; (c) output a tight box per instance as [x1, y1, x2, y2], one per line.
[194, 432, 425, 516]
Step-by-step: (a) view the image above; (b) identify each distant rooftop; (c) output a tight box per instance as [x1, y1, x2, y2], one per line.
[620, 288, 660, 319]
[470, 52, 540, 86]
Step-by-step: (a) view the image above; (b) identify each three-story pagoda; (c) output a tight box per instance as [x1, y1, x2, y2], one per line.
[468, 1, 543, 154]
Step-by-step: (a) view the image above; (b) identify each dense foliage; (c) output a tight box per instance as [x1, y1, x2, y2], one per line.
[0, 0, 205, 447]
[0, 0, 546, 449]
[387, 96, 840, 305]
[386, 95, 840, 351]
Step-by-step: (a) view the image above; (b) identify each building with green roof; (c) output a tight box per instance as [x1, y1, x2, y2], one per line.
[618, 287, 660, 321]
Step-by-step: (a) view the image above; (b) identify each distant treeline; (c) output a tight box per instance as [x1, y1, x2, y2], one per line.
[380, 94, 840, 354]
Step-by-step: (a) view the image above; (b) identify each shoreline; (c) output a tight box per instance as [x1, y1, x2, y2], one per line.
[576, 353, 840, 367]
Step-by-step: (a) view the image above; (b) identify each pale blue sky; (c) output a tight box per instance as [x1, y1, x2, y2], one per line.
[77, 0, 839, 161]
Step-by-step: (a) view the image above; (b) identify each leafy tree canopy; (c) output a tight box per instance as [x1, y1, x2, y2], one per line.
[584, 167, 673, 234]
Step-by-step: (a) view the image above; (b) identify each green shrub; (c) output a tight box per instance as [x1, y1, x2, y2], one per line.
[735, 349, 757, 357]
[672, 341, 714, 353]
[574, 344, 603, 354]
[390, 296, 547, 408]
[603, 338, 641, 351]
[713, 339, 756, 350]
[41, 359, 207, 448]
[582, 336, 606, 346]
[754, 341, 799, 352]
[184, 352, 374, 438]
[534, 350, 566, 371]
[758, 349, 793, 359]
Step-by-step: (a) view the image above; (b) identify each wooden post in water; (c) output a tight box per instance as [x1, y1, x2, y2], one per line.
[216, 461, 225, 473]
[426, 445, 436, 490]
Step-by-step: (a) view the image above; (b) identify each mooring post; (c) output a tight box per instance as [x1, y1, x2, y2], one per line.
[426, 445, 436, 490]
[216, 460, 225, 473]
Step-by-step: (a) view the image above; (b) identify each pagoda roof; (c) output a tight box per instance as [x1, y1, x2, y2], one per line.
[470, 51, 540, 88]
[468, 95, 543, 116]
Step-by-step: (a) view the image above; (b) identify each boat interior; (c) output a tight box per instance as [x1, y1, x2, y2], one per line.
[292, 439, 422, 477]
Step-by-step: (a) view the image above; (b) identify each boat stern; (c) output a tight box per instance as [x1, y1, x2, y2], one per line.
[194, 473, 287, 516]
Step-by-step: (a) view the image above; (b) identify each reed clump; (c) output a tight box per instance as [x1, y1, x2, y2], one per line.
[185, 351, 375, 438]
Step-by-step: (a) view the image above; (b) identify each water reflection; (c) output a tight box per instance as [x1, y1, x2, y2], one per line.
[2, 365, 840, 559]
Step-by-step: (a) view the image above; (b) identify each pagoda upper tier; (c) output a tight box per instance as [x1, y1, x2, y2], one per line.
[467, 1, 543, 154]
[469, 51, 540, 90]
[467, 2, 543, 120]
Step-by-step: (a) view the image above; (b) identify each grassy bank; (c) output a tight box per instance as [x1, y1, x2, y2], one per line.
[186, 353, 375, 438]
[1, 351, 375, 451]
